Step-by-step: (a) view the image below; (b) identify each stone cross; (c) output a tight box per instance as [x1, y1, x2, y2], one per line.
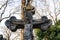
[5, 0, 52, 40]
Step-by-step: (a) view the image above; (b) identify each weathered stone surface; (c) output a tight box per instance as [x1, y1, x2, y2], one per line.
[24, 24, 33, 40]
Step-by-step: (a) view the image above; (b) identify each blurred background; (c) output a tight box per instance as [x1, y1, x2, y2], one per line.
[0, 0, 60, 40]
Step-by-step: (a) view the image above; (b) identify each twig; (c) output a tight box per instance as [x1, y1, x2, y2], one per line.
[1, 0, 8, 18]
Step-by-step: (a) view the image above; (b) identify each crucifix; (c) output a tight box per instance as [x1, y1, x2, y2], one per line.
[5, 0, 52, 40]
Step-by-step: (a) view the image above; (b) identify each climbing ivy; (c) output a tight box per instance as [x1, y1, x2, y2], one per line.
[35, 20, 60, 40]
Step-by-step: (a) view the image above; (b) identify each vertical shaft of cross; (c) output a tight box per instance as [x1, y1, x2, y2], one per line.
[21, 0, 34, 40]
[24, 24, 33, 40]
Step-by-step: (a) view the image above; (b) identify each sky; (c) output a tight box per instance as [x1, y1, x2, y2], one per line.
[0, 0, 60, 26]
[0, 0, 60, 39]
[0, 0, 21, 26]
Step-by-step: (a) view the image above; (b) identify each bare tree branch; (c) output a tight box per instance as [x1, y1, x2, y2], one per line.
[57, 13, 60, 16]
[35, 8, 41, 17]
[0, 0, 8, 9]
[0, 5, 21, 22]
[1, 0, 8, 18]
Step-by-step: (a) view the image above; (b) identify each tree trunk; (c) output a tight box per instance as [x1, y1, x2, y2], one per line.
[20, 29, 24, 40]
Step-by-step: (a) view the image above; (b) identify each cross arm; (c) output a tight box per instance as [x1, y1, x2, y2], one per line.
[5, 16, 52, 32]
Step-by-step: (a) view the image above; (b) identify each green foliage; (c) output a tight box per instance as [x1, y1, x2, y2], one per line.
[35, 20, 60, 40]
